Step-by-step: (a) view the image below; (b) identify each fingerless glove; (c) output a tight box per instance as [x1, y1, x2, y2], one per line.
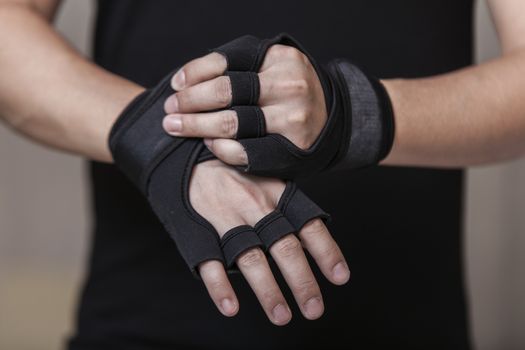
[109, 71, 328, 274]
[212, 33, 395, 178]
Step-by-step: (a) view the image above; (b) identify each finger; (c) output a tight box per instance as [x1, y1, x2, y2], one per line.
[163, 104, 296, 142]
[166, 70, 292, 114]
[163, 110, 238, 139]
[199, 260, 240, 317]
[236, 248, 292, 326]
[298, 219, 350, 285]
[171, 52, 227, 91]
[269, 234, 324, 320]
[204, 138, 248, 166]
[167, 50, 312, 113]
[165, 75, 232, 114]
[257, 67, 309, 105]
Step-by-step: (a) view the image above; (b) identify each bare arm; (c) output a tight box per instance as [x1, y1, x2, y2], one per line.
[382, 0, 525, 167]
[0, 0, 143, 162]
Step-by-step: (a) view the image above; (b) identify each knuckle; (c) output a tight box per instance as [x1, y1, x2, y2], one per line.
[269, 44, 290, 58]
[261, 289, 282, 305]
[237, 249, 265, 268]
[210, 52, 228, 70]
[280, 78, 310, 98]
[212, 141, 245, 165]
[318, 244, 340, 263]
[274, 236, 302, 258]
[294, 278, 318, 298]
[184, 57, 205, 81]
[208, 278, 227, 292]
[178, 114, 192, 131]
[215, 76, 232, 105]
[287, 110, 308, 126]
[302, 219, 326, 237]
[283, 45, 302, 59]
[291, 78, 310, 95]
[221, 111, 238, 137]
[269, 45, 305, 62]
[182, 65, 194, 84]
[203, 265, 224, 283]
[269, 45, 309, 66]
[175, 92, 190, 110]
[285, 109, 317, 149]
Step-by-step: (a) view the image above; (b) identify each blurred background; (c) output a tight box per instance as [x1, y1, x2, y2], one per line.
[0, 1, 524, 349]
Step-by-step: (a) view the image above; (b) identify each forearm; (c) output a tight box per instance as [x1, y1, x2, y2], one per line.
[382, 45, 525, 168]
[0, 3, 143, 162]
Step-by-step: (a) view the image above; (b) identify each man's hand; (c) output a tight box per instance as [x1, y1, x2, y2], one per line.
[191, 160, 350, 325]
[162, 45, 327, 165]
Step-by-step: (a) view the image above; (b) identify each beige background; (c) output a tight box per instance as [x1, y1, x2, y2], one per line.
[0, 1, 524, 349]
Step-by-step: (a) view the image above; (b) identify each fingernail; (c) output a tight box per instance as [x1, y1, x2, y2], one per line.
[172, 69, 186, 90]
[204, 139, 213, 148]
[332, 262, 350, 284]
[220, 298, 237, 316]
[164, 115, 182, 133]
[304, 297, 324, 319]
[272, 304, 291, 325]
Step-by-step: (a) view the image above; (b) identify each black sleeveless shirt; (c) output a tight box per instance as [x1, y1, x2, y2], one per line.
[69, 1, 473, 349]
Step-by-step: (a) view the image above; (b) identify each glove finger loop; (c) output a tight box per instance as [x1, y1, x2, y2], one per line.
[226, 71, 260, 106]
[220, 225, 263, 268]
[232, 105, 266, 139]
[238, 136, 307, 178]
[254, 211, 296, 250]
[214, 35, 263, 71]
[278, 182, 330, 231]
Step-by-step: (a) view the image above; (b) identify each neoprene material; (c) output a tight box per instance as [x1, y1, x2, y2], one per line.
[109, 71, 329, 273]
[213, 33, 395, 178]
[221, 181, 329, 267]
[233, 106, 266, 138]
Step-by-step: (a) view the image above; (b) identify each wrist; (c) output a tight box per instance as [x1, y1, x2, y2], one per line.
[326, 59, 395, 170]
[84, 82, 145, 163]
[378, 79, 406, 166]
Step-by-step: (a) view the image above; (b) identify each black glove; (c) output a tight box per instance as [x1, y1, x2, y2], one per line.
[212, 33, 395, 178]
[109, 71, 328, 274]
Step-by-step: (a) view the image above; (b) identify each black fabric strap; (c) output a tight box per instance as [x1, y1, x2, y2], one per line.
[279, 182, 330, 230]
[148, 141, 225, 273]
[110, 71, 226, 275]
[252, 182, 330, 250]
[233, 105, 266, 139]
[109, 71, 184, 193]
[220, 225, 263, 267]
[227, 71, 260, 106]
[254, 212, 295, 249]
[327, 60, 394, 170]
[214, 35, 265, 71]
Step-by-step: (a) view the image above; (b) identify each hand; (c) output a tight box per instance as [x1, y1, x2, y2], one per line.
[191, 160, 350, 325]
[162, 45, 327, 165]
